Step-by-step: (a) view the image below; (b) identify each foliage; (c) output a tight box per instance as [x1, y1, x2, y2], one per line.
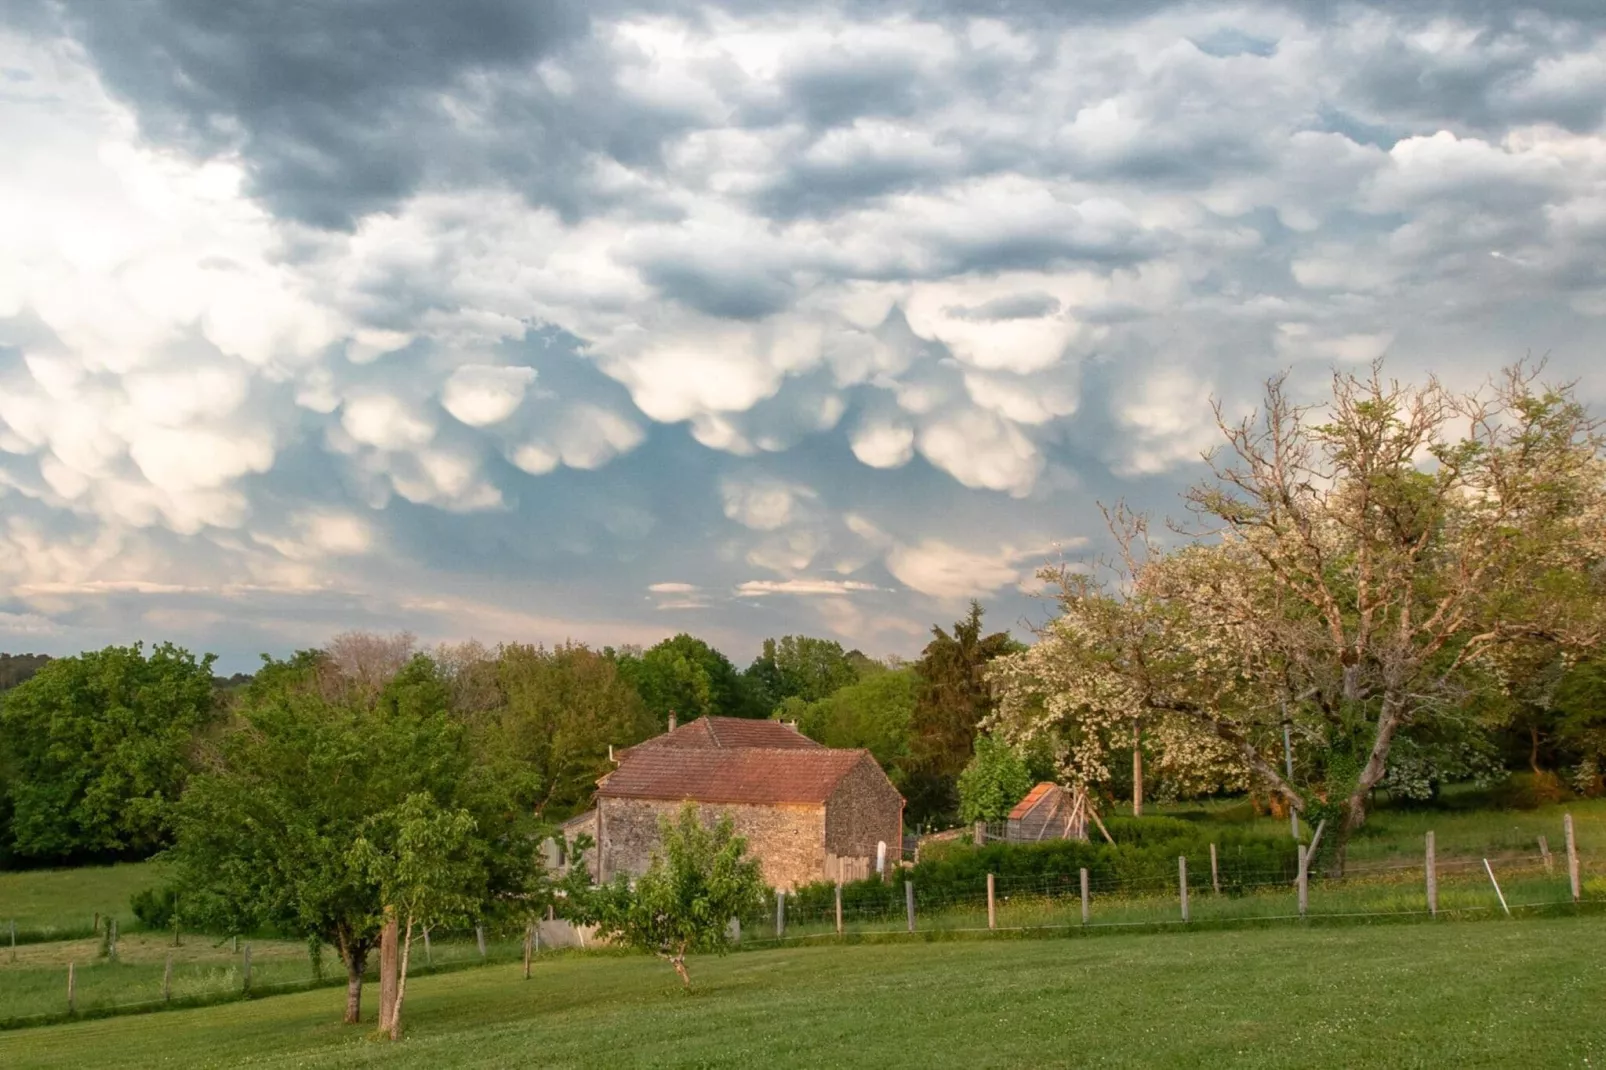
[130, 884, 181, 930]
[578, 803, 766, 987]
[744, 636, 866, 714]
[166, 648, 543, 1024]
[791, 667, 918, 774]
[615, 634, 760, 724]
[0, 642, 217, 863]
[903, 602, 1021, 825]
[0, 652, 51, 691]
[956, 736, 1034, 822]
[990, 363, 1606, 864]
[483, 642, 657, 819]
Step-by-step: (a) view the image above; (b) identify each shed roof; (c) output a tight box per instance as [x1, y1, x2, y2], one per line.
[597, 747, 870, 806]
[622, 716, 822, 755]
[1008, 782, 1063, 821]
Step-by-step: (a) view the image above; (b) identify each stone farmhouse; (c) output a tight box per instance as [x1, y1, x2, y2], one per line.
[564, 716, 904, 890]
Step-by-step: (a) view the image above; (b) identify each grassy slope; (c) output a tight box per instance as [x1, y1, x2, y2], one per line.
[3, 916, 1603, 1069]
[0, 863, 162, 937]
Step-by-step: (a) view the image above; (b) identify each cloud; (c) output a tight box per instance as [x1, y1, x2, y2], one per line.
[735, 579, 881, 597]
[721, 477, 817, 531]
[442, 364, 539, 427]
[885, 539, 1040, 601]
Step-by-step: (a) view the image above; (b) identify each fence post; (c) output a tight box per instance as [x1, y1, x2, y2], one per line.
[1538, 834, 1553, 874]
[974, 820, 987, 846]
[424, 926, 432, 967]
[1564, 813, 1581, 903]
[1179, 857, 1190, 922]
[1080, 868, 1090, 925]
[67, 962, 75, 1015]
[1297, 846, 1309, 918]
[8, 919, 14, 963]
[905, 881, 916, 933]
[163, 954, 172, 1002]
[1483, 859, 1511, 916]
[523, 923, 534, 980]
[242, 943, 252, 995]
[986, 873, 996, 930]
[93, 912, 100, 935]
[1210, 843, 1220, 894]
[1425, 831, 1437, 916]
[108, 917, 118, 962]
[835, 882, 844, 936]
[476, 925, 487, 960]
[776, 890, 786, 939]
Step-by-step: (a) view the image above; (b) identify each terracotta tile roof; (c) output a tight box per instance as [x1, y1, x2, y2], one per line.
[598, 747, 870, 805]
[1008, 782, 1061, 821]
[621, 716, 822, 756]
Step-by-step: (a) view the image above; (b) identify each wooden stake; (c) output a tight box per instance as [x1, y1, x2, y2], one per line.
[1565, 813, 1581, 903]
[108, 917, 118, 962]
[986, 873, 996, 930]
[242, 943, 252, 994]
[1080, 868, 1090, 925]
[424, 926, 432, 967]
[1538, 835, 1553, 874]
[1483, 859, 1510, 916]
[1178, 856, 1189, 922]
[163, 954, 172, 1002]
[67, 962, 76, 1015]
[835, 882, 843, 936]
[1425, 831, 1438, 917]
[1297, 846, 1309, 918]
[523, 924, 533, 980]
[8, 919, 14, 963]
[476, 925, 487, 960]
[775, 890, 786, 938]
[905, 881, 916, 933]
[974, 819, 987, 846]
[1209, 843, 1220, 894]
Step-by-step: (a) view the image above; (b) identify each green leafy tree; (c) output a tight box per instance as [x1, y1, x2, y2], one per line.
[0, 652, 51, 691]
[903, 604, 1021, 825]
[168, 649, 541, 1025]
[580, 804, 765, 987]
[617, 634, 759, 723]
[0, 642, 216, 862]
[793, 667, 919, 776]
[745, 636, 864, 714]
[486, 643, 657, 818]
[957, 736, 1034, 822]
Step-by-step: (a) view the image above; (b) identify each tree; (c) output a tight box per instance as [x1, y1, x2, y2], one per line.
[168, 648, 541, 1025]
[616, 634, 759, 724]
[485, 643, 658, 818]
[580, 803, 765, 988]
[991, 363, 1606, 863]
[352, 794, 486, 1039]
[903, 603, 1021, 825]
[792, 667, 918, 776]
[0, 642, 216, 862]
[0, 652, 51, 692]
[957, 736, 1033, 823]
[744, 636, 864, 714]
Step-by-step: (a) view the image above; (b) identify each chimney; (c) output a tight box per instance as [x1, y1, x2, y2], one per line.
[667, 712, 677, 733]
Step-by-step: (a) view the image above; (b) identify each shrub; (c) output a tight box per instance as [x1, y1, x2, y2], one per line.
[130, 885, 180, 930]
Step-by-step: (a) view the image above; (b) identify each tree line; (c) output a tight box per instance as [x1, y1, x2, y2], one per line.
[0, 606, 1023, 868]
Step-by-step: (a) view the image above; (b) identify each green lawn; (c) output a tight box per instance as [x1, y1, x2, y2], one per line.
[0, 863, 163, 941]
[2, 916, 1602, 1068]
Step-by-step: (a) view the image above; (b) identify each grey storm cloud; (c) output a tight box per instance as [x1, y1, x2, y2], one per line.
[3, 0, 1606, 668]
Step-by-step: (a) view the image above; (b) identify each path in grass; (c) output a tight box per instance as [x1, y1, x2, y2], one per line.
[3, 915, 1602, 1069]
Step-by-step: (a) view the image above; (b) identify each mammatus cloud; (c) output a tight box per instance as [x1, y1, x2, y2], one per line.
[2, 2, 1606, 665]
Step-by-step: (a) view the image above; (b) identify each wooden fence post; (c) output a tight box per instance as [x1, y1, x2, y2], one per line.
[163, 954, 173, 1002]
[523, 923, 534, 980]
[1425, 831, 1438, 917]
[835, 882, 844, 936]
[93, 912, 99, 935]
[242, 943, 252, 994]
[986, 873, 996, 930]
[8, 919, 14, 963]
[1179, 857, 1189, 923]
[776, 890, 786, 939]
[1210, 843, 1220, 895]
[1538, 834, 1554, 874]
[108, 917, 118, 962]
[905, 881, 916, 933]
[476, 925, 487, 960]
[1080, 868, 1090, 925]
[1297, 846, 1309, 918]
[1563, 812, 1581, 903]
[974, 820, 987, 846]
[424, 927, 432, 967]
[67, 962, 75, 1014]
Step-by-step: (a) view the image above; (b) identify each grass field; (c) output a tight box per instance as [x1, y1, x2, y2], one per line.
[0, 863, 162, 940]
[2, 915, 1602, 1068]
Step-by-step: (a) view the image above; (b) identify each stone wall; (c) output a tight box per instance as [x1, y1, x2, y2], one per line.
[823, 755, 905, 874]
[598, 797, 827, 890]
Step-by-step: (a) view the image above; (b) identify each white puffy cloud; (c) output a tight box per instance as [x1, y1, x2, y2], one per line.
[884, 539, 1034, 600]
[720, 477, 817, 531]
[441, 364, 539, 427]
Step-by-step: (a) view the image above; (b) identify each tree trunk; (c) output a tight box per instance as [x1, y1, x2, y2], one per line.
[1132, 718, 1144, 818]
[670, 953, 690, 989]
[390, 916, 414, 1041]
[341, 943, 366, 1025]
[1333, 699, 1404, 873]
[1529, 724, 1543, 775]
[377, 907, 399, 1035]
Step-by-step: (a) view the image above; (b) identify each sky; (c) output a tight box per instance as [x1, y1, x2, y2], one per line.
[2, 1, 1605, 673]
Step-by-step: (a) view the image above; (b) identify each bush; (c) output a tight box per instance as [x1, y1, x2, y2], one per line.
[130, 885, 179, 930]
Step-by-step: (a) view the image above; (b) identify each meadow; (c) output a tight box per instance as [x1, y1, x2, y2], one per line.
[0, 863, 163, 941]
[1, 915, 1602, 1069]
